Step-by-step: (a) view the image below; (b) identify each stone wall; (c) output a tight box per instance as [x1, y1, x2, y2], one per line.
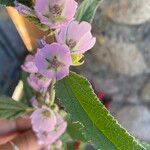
[76, 0, 150, 142]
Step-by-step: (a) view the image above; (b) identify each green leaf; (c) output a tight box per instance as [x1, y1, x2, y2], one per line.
[56, 72, 145, 150]
[67, 121, 86, 142]
[21, 72, 34, 106]
[0, 0, 14, 6]
[17, 0, 33, 7]
[26, 16, 49, 31]
[60, 132, 72, 143]
[0, 96, 32, 119]
[67, 142, 76, 150]
[0, 0, 33, 6]
[141, 142, 150, 150]
[75, 0, 101, 23]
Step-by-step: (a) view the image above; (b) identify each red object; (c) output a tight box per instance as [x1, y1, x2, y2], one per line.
[91, 82, 112, 109]
[97, 91, 112, 109]
[74, 140, 81, 150]
[98, 91, 106, 100]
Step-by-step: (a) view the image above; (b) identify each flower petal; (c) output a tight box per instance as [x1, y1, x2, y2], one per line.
[22, 55, 38, 73]
[35, 43, 72, 80]
[67, 21, 92, 41]
[62, 0, 78, 20]
[75, 32, 96, 54]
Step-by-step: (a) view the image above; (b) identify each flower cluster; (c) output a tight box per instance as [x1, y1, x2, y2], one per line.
[31, 105, 67, 146]
[15, 0, 78, 29]
[17, 0, 96, 148]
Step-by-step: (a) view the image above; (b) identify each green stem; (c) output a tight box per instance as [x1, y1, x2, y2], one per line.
[47, 29, 59, 37]
[26, 108, 34, 113]
[48, 79, 56, 106]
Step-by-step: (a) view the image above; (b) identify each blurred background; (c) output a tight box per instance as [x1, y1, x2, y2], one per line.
[0, 0, 150, 146]
[0, 6, 27, 96]
[76, 0, 150, 143]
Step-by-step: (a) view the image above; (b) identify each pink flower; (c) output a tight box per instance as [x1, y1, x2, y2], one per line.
[22, 55, 38, 73]
[37, 39, 47, 49]
[31, 106, 57, 132]
[31, 97, 39, 108]
[34, 0, 78, 29]
[28, 73, 51, 93]
[56, 21, 96, 54]
[37, 114, 67, 145]
[35, 43, 72, 80]
[14, 1, 35, 17]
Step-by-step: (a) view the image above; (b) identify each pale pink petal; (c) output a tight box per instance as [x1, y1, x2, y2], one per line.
[45, 122, 67, 144]
[26, 55, 35, 62]
[62, 0, 78, 20]
[35, 43, 72, 80]
[22, 55, 38, 73]
[34, 0, 76, 29]
[35, 49, 56, 79]
[31, 106, 57, 132]
[34, 0, 50, 14]
[27, 74, 51, 93]
[56, 26, 67, 44]
[67, 21, 79, 39]
[67, 21, 92, 41]
[56, 67, 69, 80]
[57, 44, 72, 65]
[15, 1, 35, 17]
[75, 32, 96, 54]
[36, 114, 67, 145]
[31, 97, 39, 108]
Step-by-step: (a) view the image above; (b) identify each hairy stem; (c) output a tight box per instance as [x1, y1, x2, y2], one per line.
[48, 79, 56, 106]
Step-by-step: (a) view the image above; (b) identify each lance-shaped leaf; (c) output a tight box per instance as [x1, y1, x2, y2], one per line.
[0, 0, 33, 6]
[0, 0, 14, 6]
[141, 142, 150, 150]
[66, 121, 86, 142]
[17, 0, 33, 7]
[75, 0, 101, 23]
[0, 96, 32, 119]
[21, 72, 34, 106]
[56, 72, 145, 150]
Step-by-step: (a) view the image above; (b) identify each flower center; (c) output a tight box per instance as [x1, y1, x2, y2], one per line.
[67, 39, 76, 49]
[42, 110, 51, 118]
[46, 56, 65, 71]
[43, 4, 64, 23]
[51, 4, 62, 16]
[35, 73, 43, 79]
[42, 131, 48, 138]
[54, 124, 59, 131]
